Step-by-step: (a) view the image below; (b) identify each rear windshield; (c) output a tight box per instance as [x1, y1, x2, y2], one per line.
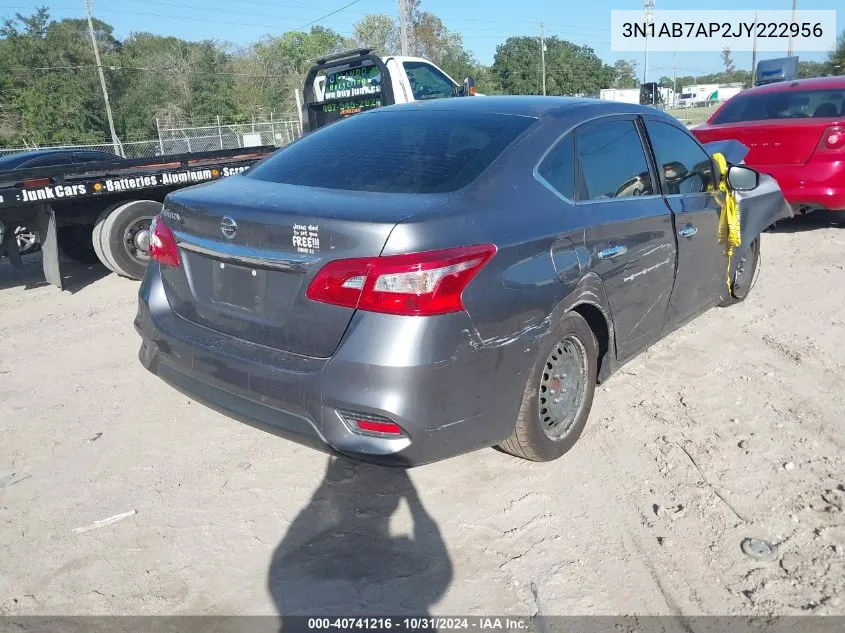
[712, 88, 845, 124]
[247, 110, 534, 193]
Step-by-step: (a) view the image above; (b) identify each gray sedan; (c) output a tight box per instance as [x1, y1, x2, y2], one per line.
[134, 96, 791, 466]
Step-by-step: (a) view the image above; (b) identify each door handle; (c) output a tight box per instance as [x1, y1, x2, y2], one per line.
[678, 225, 698, 238]
[598, 245, 627, 260]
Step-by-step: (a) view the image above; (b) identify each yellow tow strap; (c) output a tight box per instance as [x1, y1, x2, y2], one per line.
[712, 152, 741, 293]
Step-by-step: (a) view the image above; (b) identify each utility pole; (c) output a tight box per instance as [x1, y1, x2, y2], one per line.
[787, 0, 797, 56]
[643, 0, 655, 84]
[398, 0, 413, 56]
[672, 44, 676, 106]
[85, 0, 121, 156]
[540, 23, 547, 96]
[751, 11, 758, 86]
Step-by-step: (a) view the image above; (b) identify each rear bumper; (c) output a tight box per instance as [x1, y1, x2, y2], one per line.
[756, 161, 845, 212]
[135, 263, 538, 466]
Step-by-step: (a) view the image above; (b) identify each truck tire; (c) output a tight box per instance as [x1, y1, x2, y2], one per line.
[97, 200, 161, 280]
[499, 311, 598, 462]
[93, 202, 126, 274]
[57, 225, 99, 264]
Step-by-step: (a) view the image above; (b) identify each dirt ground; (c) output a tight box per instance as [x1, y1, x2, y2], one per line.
[1, 212, 844, 618]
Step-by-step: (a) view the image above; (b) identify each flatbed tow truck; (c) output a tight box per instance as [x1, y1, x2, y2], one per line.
[0, 147, 274, 289]
[0, 48, 476, 289]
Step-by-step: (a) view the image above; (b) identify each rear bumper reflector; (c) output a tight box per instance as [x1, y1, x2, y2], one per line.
[338, 410, 405, 438]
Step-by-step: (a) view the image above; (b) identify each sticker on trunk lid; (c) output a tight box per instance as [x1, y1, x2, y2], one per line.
[292, 223, 320, 254]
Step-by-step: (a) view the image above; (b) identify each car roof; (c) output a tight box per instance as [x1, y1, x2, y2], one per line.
[0, 148, 120, 170]
[374, 95, 666, 120]
[741, 76, 845, 96]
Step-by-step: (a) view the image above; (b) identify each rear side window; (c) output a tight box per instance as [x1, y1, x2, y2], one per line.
[247, 110, 534, 194]
[712, 88, 845, 124]
[537, 134, 575, 199]
[576, 120, 654, 201]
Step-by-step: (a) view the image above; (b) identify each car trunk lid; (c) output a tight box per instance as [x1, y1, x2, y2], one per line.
[695, 119, 834, 166]
[159, 174, 449, 358]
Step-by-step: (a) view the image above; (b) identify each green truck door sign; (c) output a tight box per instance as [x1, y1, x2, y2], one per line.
[324, 66, 382, 100]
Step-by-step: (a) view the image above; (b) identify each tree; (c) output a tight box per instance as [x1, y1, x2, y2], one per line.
[492, 36, 613, 96]
[797, 60, 828, 79]
[721, 47, 735, 74]
[352, 14, 397, 55]
[0, 9, 122, 145]
[612, 59, 639, 89]
[827, 29, 844, 74]
[233, 26, 346, 117]
[658, 75, 673, 88]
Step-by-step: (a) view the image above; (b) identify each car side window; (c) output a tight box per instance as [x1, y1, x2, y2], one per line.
[575, 119, 654, 201]
[537, 133, 575, 200]
[645, 120, 716, 195]
[402, 62, 455, 100]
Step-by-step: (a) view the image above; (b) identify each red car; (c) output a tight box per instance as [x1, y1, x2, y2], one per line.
[693, 76, 845, 214]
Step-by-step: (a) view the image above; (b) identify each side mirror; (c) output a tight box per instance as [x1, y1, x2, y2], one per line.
[459, 76, 476, 97]
[727, 164, 760, 191]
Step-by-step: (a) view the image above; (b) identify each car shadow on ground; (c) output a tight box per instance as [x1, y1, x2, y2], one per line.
[767, 210, 845, 234]
[0, 253, 110, 293]
[267, 456, 453, 619]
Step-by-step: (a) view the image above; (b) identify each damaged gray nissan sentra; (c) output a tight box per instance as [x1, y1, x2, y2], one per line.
[135, 96, 792, 466]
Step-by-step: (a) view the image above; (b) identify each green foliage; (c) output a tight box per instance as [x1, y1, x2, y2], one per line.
[7, 7, 834, 148]
[492, 36, 613, 96]
[721, 47, 735, 73]
[0, 9, 118, 145]
[352, 14, 398, 56]
[828, 30, 844, 74]
[797, 60, 829, 79]
[612, 59, 639, 89]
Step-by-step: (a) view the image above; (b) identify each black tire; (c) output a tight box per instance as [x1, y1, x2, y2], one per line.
[719, 237, 759, 307]
[98, 200, 161, 280]
[57, 225, 100, 264]
[92, 202, 126, 274]
[499, 311, 598, 462]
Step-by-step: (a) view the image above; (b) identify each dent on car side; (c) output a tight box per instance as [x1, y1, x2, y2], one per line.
[380, 104, 788, 397]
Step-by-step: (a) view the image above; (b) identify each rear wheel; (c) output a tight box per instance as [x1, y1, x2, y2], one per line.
[96, 200, 160, 280]
[499, 311, 598, 462]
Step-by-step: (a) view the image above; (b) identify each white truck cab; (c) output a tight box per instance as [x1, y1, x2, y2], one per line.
[300, 49, 478, 134]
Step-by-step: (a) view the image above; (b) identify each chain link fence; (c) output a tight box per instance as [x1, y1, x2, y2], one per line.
[0, 116, 302, 159]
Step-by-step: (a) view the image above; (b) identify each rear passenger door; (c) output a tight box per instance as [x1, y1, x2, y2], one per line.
[577, 116, 676, 360]
[642, 117, 726, 329]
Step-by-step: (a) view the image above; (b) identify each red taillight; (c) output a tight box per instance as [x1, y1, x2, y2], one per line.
[306, 244, 496, 316]
[149, 214, 180, 268]
[818, 126, 845, 152]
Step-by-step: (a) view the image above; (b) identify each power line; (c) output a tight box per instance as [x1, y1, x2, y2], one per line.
[130, 0, 351, 23]
[3, 4, 613, 32]
[297, 0, 365, 30]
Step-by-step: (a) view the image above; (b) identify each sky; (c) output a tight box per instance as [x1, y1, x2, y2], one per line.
[3, 0, 840, 81]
